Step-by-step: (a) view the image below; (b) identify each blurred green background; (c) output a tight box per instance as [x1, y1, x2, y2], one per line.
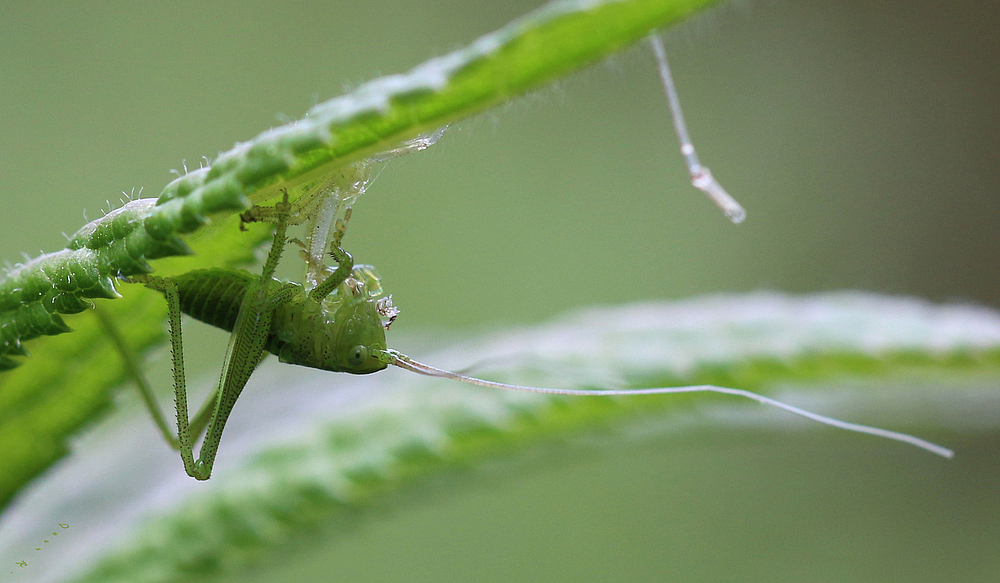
[1, 0, 998, 581]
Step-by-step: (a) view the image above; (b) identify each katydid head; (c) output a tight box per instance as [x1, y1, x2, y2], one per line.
[272, 277, 391, 375]
[274, 296, 388, 374]
[328, 297, 389, 374]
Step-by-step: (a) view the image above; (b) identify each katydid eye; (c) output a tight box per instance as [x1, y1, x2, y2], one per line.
[347, 345, 368, 366]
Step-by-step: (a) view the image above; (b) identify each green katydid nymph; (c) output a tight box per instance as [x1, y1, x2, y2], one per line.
[102, 180, 952, 482]
[91, 38, 952, 482]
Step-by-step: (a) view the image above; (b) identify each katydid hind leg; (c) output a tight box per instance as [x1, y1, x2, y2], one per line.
[187, 188, 296, 479]
[128, 274, 199, 475]
[190, 283, 274, 479]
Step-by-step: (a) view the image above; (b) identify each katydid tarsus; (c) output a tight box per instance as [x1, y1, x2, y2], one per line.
[103, 41, 952, 481]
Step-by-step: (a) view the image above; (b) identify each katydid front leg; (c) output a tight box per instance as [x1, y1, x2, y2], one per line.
[308, 209, 354, 302]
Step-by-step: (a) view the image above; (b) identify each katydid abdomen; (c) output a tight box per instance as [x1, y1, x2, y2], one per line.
[170, 268, 256, 334]
[166, 266, 389, 375]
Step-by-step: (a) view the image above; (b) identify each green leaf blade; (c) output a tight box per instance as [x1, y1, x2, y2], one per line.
[1, 293, 995, 583]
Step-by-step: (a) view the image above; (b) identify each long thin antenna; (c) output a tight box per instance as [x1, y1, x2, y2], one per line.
[386, 350, 954, 459]
[649, 34, 746, 224]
